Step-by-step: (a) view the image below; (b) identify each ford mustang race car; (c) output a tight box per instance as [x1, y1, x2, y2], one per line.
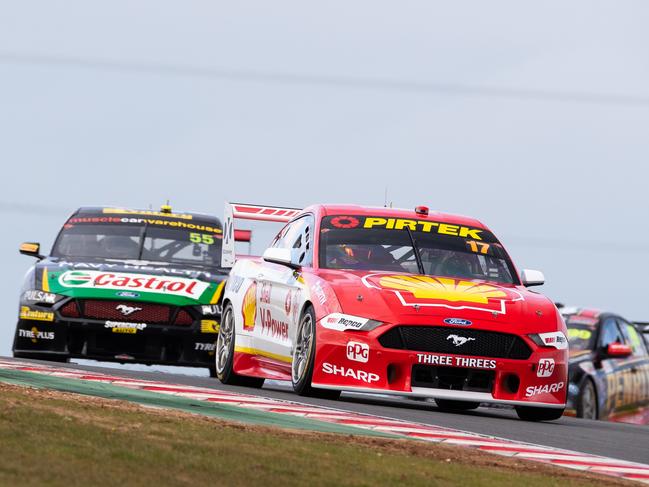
[215, 203, 568, 421]
[562, 308, 649, 420]
[14, 206, 250, 375]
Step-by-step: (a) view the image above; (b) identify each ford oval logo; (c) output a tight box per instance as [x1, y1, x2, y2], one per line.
[444, 318, 472, 326]
[116, 291, 140, 298]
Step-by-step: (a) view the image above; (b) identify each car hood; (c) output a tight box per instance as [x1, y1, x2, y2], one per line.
[316, 269, 561, 334]
[34, 257, 227, 306]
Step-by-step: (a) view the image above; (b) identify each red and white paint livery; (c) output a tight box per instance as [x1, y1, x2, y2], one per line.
[216, 203, 568, 421]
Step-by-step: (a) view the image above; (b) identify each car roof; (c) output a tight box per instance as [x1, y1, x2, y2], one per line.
[308, 204, 488, 229]
[74, 206, 221, 225]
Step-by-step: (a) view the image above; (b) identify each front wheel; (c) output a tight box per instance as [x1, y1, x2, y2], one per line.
[291, 306, 340, 400]
[215, 303, 264, 388]
[515, 406, 564, 422]
[576, 379, 598, 420]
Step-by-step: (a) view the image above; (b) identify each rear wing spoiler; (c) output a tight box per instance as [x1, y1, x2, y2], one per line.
[222, 203, 302, 268]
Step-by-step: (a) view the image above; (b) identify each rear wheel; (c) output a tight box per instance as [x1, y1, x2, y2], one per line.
[292, 306, 340, 400]
[215, 303, 264, 388]
[434, 399, 480, 411]
[515, 406, 564, 421]
[576, 379, 598, 420]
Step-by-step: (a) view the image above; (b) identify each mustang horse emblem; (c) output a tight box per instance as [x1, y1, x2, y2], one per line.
[446, 334, 475, 347]
[116, 304, 142, 317]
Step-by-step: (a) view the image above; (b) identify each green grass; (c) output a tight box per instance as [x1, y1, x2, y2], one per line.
[0, 384, 620, 487]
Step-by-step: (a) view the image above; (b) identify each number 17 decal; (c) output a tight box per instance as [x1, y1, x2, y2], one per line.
[466, 240, 490, 254]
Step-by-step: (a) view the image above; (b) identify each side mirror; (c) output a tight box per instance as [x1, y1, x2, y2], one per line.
[521, 269, 545, 287]
[606, 342, 632, 358]
[262, 247, 300, 270]
[19, 242, 44, 259]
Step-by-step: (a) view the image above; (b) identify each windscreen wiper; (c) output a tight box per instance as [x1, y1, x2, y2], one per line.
[404, 227, 425, 275]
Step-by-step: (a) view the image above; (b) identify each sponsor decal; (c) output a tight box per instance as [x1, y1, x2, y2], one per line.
[19, 306, 54, 322]
[284, 291, 292, 315]
[362, 274, 523, 315]
[116, 304, 142, 317]
[416, 353, 497, 369]
[68, 216, 222, 234]
[241, 282, 257, 331]
[19, 327, 55, 343]
[58, 270, 209, 298]
[447, 334, 475, 347]
[311, 281, 327, 305]
[195, 342, 216, 352]
[260, 308, 289, 341]
[200, 320, 220, 334]
[537, 358, 555, 378]
[104, 321, 147, 334]
[260, 282, 272, 304]
[226, 275, 245, 294]
[567, 328, 592, 340]
[362, 217, 484, 240]
[538, 332, 568, 350]
[320, 313, 369, 332]
[291, 289, 302, 323]
[57, 261, 215, 281]
[322, 362, 379, 383]
[102, 208, 194, 220]
[525, 381, 565, 398]
[22, 290, 57, 304]
[346, 341, 369, 363]
[443, 318, 472, 326]
[330, 216, 360, 229]
[201, 305, 221, 316]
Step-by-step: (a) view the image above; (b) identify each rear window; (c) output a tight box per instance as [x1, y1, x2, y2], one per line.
[319, 215, 517, 284]
[52, 215, 222, 268]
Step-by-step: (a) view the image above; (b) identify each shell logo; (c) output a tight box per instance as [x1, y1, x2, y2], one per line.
[242, 282, 257, 330]
[363, 274, 523, 314]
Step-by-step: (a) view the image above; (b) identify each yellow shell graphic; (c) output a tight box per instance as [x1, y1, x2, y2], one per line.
[378, 275, 507, 304]
[241, 282, 257, 330]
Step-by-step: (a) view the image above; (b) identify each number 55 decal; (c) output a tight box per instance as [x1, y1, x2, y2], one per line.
[190, 233, 215, 245]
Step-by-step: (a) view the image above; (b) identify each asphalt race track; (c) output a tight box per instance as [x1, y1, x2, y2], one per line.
[8, 357, 648, 465]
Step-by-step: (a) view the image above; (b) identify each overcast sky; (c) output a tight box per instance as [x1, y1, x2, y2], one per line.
[1, 1, 648, 356]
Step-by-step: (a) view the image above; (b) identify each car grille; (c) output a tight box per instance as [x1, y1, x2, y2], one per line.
[412, 365, 495, 393]
[60, 300, 193, 326]
[379, 326, 532, 360]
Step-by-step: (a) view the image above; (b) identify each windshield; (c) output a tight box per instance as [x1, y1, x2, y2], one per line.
[52, 217, 223, 268]
[319, 215, 517, 284]
[566, 324, 596, 352]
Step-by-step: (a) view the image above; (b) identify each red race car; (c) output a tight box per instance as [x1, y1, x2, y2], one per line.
[216, 203, 568, 421]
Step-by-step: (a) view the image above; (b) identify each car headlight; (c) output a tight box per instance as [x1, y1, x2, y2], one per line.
[528, 331, 568, 350]
[320, 313, 384, 332]
[21, 290, 61, 306]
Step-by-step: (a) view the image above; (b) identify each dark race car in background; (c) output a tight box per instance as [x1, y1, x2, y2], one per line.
[562, 308, 649, 421]
[14, 206, 250, 375]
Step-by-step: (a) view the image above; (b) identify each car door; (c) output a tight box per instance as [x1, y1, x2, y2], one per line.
[618, 319, 649, 409]
[255, 215, 314, 362]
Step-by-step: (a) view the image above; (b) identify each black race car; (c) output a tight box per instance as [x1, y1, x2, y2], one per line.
[562, 308, 649, 420]
[14, 205, 248, 375]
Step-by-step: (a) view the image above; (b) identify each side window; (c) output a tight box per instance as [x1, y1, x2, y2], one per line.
[599, 318, 625, 349]
[269, 215, 314, 267]
[620, 320, 648, 357]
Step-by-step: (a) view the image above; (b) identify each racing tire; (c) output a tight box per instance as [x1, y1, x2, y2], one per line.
[434, 399, 480, 411]
[576, 379, 598, 420]
[515, 406, 565, 422]
[215, 303, 265, 388]
[291, 305, 341, 400]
